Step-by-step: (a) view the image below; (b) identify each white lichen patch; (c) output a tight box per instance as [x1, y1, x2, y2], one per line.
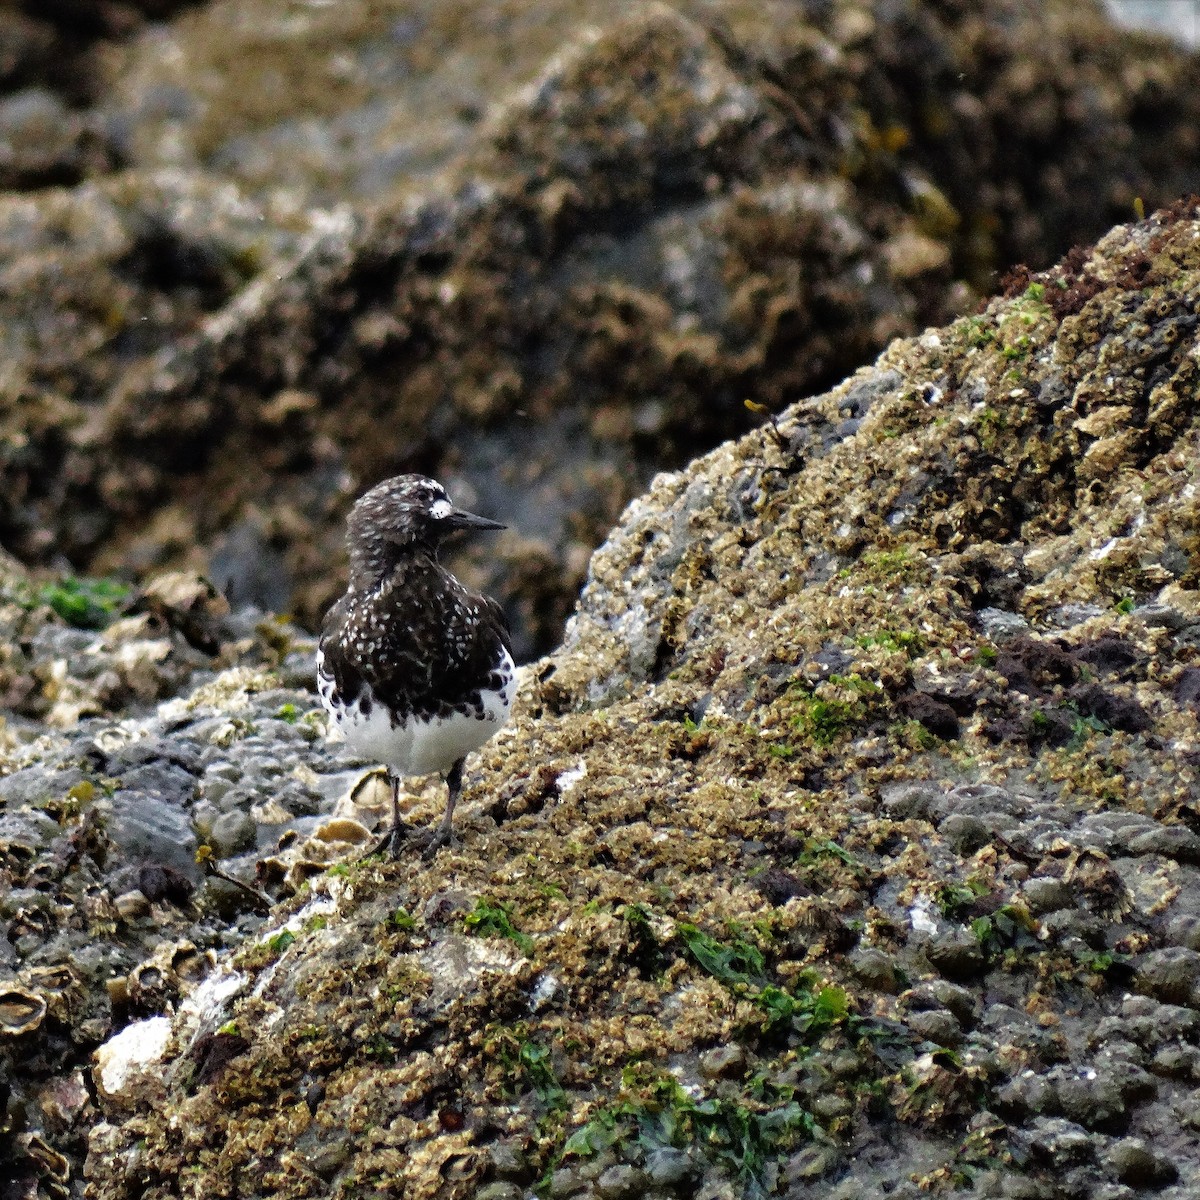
[94, 1016, 173, 1100]
[419, 933, 524, 1011]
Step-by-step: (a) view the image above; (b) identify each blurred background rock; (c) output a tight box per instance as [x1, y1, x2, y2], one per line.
[1106, 0, 1199, 46]
[0, 0, 1199, 661]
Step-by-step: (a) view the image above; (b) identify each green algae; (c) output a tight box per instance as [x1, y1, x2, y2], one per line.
[464, 898, 535, 956]
[0, 572, 131, 630]
[559, 1067, 815, 1199]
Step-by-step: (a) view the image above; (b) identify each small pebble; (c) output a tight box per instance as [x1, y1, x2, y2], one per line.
[699, 1043, 746, 1079]
[114, 890, 151, 921]
[208, 809, 258, 857]
[595, 1165, 647, 1200]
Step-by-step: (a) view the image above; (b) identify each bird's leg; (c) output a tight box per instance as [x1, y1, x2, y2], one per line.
[422, 757, 464, 859]
[386, 769, 410, 858]
[362, 769, 410, 860]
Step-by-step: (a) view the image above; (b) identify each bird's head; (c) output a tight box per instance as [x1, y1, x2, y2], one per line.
[346, 474, 505, 584]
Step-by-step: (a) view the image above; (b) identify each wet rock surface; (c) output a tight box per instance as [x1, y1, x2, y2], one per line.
[0, 202, 1185, 1197]
[0, 569, 356, 1191]
[1, 2, 1200, 657]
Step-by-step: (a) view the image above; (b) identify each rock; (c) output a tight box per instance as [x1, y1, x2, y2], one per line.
[1041, 909, 1109, 951]
[474, 1186, 524, 1200]
[92, 1016, 172, 1110]
[1136, 948, 1200, 1007]
[923, 929, 987, 979]
[1024, 1116, 1097, 1166]
[1148, 1045, 1197, 1079]
[0, 87, 113, 190]
[1104, 1138, 1178, 1187]
[782, 1143, 841, 1183]
[549, 1169, 585, 1198]
[811, 1092, 853, 1121]
[996, 1073, 1057, 1121]
[920, 980, 978, 1027]
[644, 1148, 698, 1189]
[112, 760, 198, 809]
[904, 1008, 962, 1047]
[1174, 667, 1200, 712]
[595, 1165, 648, 1200]
[880, 782, 942, 820]
[1054, 1071, 1129, 1130]
[699, 1044, 746, 1079]
[939, 812, 990, 854]
[206, 810, 257, 857]
[3, 1, 1200, 661]
[849, 948, 899, 993]
[105, 791, 199, 878]
[1022, 877, 1075, 915]
[1126, 826, 1200, 863]
[484, 1140, 527, 1180]
[978, 608, 1030, 643]
[1164, 915, 1200, 951]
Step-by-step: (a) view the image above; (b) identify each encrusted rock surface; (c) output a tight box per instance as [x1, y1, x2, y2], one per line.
[0, 200, 1188, 1198]
[2, 1, 1200, 657]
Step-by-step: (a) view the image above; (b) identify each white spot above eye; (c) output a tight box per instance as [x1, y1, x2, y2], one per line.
[430, 499, 453, 519]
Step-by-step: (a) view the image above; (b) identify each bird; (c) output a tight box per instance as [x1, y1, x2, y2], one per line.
[316, 474, 514, 858]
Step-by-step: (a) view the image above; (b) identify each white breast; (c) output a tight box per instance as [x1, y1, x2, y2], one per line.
[317, 647, 515, 778]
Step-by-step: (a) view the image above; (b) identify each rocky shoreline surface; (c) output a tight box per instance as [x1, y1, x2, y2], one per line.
[3, 3, 1200, 1197]
[3, 196, 1200, 1198]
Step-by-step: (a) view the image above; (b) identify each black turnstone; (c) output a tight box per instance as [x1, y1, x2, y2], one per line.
[317, 475, 514, 858]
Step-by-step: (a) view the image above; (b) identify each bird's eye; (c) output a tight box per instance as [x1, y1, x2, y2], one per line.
[430, 499, 453, 519]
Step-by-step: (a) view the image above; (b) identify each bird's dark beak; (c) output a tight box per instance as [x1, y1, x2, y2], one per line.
[446, 508, 506, 532]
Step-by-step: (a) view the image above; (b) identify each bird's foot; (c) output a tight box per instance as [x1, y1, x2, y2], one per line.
[361, 821, 413, 862]
[420, 821, 456, 861]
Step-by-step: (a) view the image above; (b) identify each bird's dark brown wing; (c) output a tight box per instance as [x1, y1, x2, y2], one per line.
[482, 594, 513, 658]
[320, 558, 510, 721]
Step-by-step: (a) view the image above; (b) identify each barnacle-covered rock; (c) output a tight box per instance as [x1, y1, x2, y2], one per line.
[0, 4, 1199, 1194]
[23, 965, 85, 1028]
[125, 942, 214, 1018]
[79, 199, 1200, 1200]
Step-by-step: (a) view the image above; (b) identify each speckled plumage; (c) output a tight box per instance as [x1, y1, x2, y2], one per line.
[317, 475, 513, 855]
